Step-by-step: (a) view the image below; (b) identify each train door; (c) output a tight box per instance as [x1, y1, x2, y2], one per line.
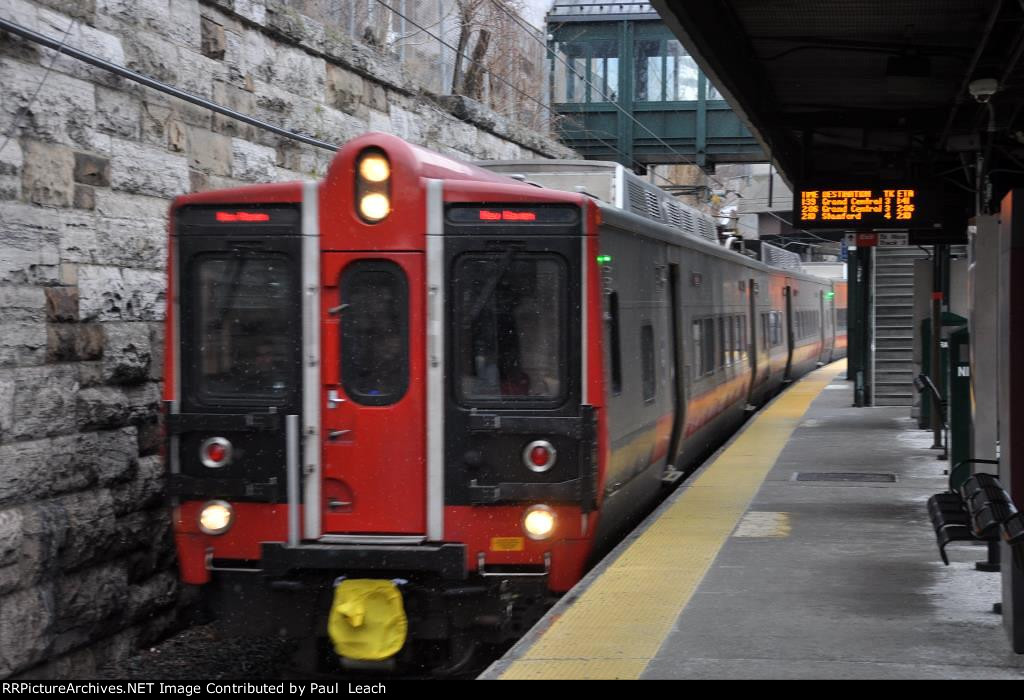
[820, 288, 833, 363]
[783, 284, 795, 381]
[666, 263, 687, 469]
[746, 276, 760, 406]
[320, 252, 426, 535]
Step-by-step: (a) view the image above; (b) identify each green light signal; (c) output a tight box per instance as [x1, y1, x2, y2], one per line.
[596, 255, 612, 264]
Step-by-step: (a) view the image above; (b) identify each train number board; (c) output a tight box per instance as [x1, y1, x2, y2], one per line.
[794, 185, 937, 230]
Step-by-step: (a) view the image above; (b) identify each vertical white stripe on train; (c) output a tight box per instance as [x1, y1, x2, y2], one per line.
[426, 179, 445, 541]
[302, 181, 322, 540]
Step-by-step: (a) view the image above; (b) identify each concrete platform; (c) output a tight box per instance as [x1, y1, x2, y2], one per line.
[482, 361, 1024, 680]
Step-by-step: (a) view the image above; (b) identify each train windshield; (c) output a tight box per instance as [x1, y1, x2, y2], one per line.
[193, 253, 296, 401]
[454, 252, 566, 403]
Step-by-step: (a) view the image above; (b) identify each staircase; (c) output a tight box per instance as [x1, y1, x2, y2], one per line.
[873, 246, 923, 406]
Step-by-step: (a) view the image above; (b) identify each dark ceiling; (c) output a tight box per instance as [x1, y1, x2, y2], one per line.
[651, 0, 1024, 222]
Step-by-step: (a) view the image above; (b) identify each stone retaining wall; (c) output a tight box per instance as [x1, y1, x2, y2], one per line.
[0, 0, 570, 678]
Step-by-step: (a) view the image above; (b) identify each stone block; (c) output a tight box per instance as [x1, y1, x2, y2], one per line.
[0, 322, 46, 368]
[37, 9, 125, 87]
[45, 287, 79, 322]
[93, 190, 169, 220]
[109, 138, 189, 199]
[363, 82, 388, 112]
[167, 0, 202, 49]
[78, 264, 170, 322]
[74, 184, 96, 210]
[53, 560, 126, 631]
[61, 214, 166, 270]
[11, 365, 79, 440]
[21, 140, 74, 207]
[167, 118, 187, 153]
[147, 322, 164, 381]
[235, 0, 267, 25]
[189, 169, 209, 192]
[0, 587, 54, 677]
[0, 203, 60, 285]
[0, 285, 46, 324]
[122, 30, 178, 85]
[95, 85, 140, 139]
[0, 370, 14, 439]
[102, 322, 152, 384]
[0, 61, 96, 148]
[111, 455, 164, 517]
[231, 138, 278, 181]
[124, 571, 178, 624]
[325, 63, 364, 112]
[174, 47, 228, 101]
[202, 16, 227, 59]
[211, 80, 255, 139]
[186, 126, 232, 176]
[0, 138, 22, 201]
[76, 381, 160, 430]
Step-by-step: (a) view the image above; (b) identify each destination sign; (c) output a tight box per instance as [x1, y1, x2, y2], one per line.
[791, 183, 946, 230]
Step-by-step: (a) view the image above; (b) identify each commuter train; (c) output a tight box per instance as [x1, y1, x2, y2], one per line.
[164, 132, 847, 671]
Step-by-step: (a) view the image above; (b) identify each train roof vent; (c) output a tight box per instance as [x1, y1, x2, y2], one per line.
[627, 180, 646, 213]
[665, 200, 685, 230]
[697, 218, 718, 243]
[643, 189, 663, 221]
[679, 207, 696, 234]
[761, 241, 803, 271]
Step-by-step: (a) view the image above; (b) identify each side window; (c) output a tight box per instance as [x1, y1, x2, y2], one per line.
[727, 315, 736, 365]
[718, 316, 726, 368]
[340, 260, 409, 406]
[607, 291, 623, 395]
[692, 319, 704, 377]
[641, 323, 655, 402]
[702, 317, 715, 374]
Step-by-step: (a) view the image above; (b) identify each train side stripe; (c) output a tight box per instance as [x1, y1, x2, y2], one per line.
[490, 359, 847, 680]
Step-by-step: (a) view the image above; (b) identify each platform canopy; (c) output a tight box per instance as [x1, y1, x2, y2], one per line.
[651, 0, 1024, 228]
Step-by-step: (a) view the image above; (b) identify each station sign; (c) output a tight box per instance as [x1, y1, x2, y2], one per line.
[793, 185, 939, 230]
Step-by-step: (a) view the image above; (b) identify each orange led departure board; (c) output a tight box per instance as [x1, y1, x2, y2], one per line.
[793, 186, 937, 229]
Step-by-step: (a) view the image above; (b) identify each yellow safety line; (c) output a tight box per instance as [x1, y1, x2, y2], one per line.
[500, 359, 847, 680]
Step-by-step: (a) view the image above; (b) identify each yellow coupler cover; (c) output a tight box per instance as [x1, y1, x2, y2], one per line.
[327, 579, 408, 660]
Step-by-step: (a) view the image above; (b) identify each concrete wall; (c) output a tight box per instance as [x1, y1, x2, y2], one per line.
[0, 0, 571, 678]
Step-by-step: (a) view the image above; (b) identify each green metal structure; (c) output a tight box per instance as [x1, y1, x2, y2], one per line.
[547, 1, 764, 171]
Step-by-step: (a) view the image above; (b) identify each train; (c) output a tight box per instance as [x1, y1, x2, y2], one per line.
[164, 132, 847, 672]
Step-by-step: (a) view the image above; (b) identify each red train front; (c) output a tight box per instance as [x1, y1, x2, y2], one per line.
[164, 133, 604, 669]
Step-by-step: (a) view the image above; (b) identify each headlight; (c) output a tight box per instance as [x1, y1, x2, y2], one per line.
[358, 192, 390, 221]
[198, 500, 234, 535]
[358, 154, 390, 182]
[522, 504, 556, 541]
[355, 148, 390, 223]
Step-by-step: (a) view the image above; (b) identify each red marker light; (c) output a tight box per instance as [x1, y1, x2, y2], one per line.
[523, 440, 556, 472]
[479, 210, 502, 221]
[216, 211, 271, 222]
[207, 443, 226, 463]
